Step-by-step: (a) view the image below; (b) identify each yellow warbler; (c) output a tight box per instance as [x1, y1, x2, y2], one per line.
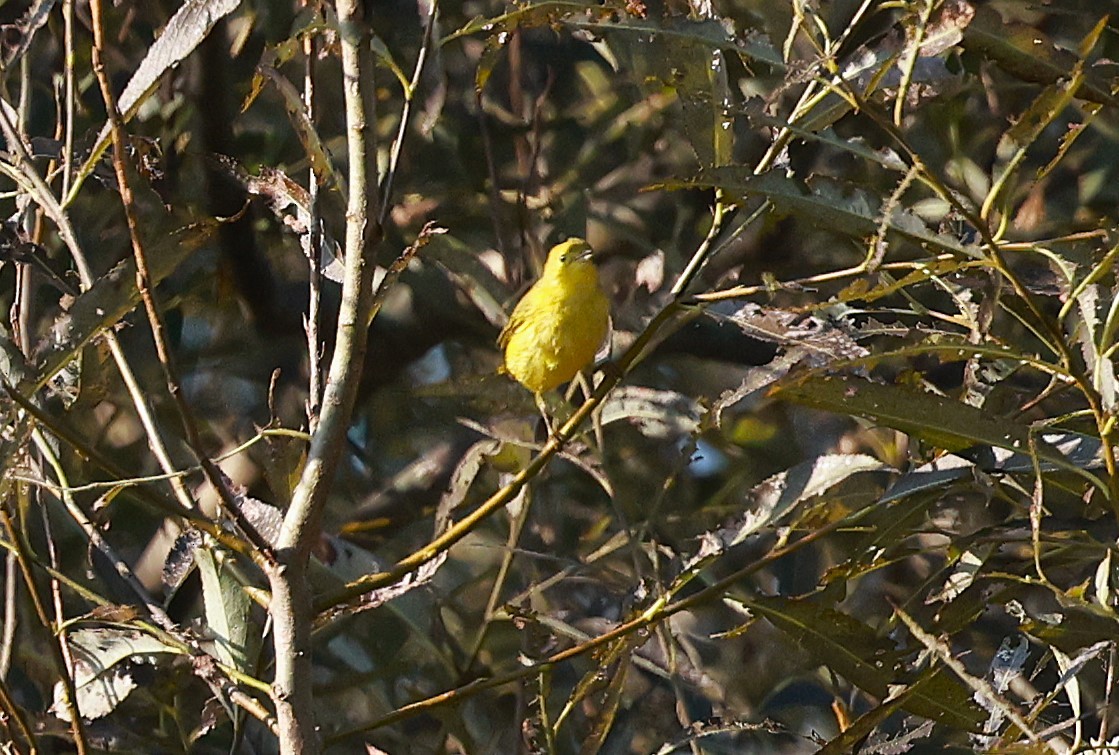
[498, 238, 610, 395]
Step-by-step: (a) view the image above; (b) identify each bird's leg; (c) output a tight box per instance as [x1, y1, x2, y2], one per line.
[534, 392, 557, 439]
[572, 370, 605, 453]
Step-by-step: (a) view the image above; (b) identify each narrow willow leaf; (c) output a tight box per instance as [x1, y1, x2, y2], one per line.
[652, 720, 785, 755]
[689, 169, 980, 258]
[912, 0, 974, 58]
[116, 0, 243, 120]
[1095, 551, 1114, 611]
[453, 6, 777, 166]
[700, 302, 868, 371]
[29, 220, 217, 396]
[595, 17, 739, 167]
[961, 6, 1116, 107]
[598, 386, 704, 439]
[579, 652, 629, 755]
[371, 35, 411, 93]
[196, 545, 253, 671]
[713, 351, 800, 427]
[772, 374, 1106, 490]
[704, 453, 890, 553]
[242, 12, 328, 111]
[744, 593, 990, 730]
[211, 155, 345, 282]
[2, 0, 56, 67]
[444, 1, 597, 44]
[975, 636, 1029, 735]
[927, 546, 993, 605]
[255, 66, 344, 199]
[751, 594, 901, 692]
[434, 439, 501, 531]
[77, 0, 243, 191]
[557, 635, 638, 743]
[1023, 605, 1119, 654]
[1043, 641, 1109, 735]
[883, 428, 1102, 504]
[822, 713, 933, 755]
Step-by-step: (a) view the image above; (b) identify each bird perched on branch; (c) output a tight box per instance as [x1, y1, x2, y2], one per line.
[498, 238, 610, 417]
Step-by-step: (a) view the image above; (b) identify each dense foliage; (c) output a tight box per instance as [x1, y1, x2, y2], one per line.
[1, 0, 1118, 752]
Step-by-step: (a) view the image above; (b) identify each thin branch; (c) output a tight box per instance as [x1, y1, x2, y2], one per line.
[303, 15, 323, 432]
[0, 551, 15, 680]
[0, 490, 88, 753]
[475, 88, 506, 257]
[31, 426, 176, 631]
[892, 603, 1064, 754]
[39, 460, 81, 752]
[0, 483, 278, 734]
[378, 0, 439, 229]
[62, 0, 75, 199]
[1099, 644, 1116, 746]
[830, 85, 1113, 494]
[0, 673, 34, 754]
[87, 0, 277, 561]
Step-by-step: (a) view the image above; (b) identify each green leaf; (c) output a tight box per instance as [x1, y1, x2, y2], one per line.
[75, 0, 243, 197]
[688, 169, 980, 258]
[771, 374, 1107, 494]
[749, 593, 899, 698]
[705, 453, 890, 552]
[196, 544, 254, 671]
[961, 6, 1117, 108]
[1023, 605, 1119, 654]
[750, 594, 985, 732]
[591, 17, 743, 166]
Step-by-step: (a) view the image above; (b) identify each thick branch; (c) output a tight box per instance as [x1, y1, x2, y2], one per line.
[268, 0, 381, 751]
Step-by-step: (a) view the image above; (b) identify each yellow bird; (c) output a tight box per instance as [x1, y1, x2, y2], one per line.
[499, 238, 610, 397]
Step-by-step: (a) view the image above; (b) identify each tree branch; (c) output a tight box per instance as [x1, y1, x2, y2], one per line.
[268, 0, 382, 751]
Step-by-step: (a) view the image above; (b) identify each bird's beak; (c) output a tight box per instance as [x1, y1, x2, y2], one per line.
[577, 247, 596, 264]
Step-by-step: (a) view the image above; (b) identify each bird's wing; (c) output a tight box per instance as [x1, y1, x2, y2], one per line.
[497, 301, 529, 349]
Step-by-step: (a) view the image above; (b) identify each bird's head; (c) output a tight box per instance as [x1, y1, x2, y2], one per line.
[544, 238, 596, 279]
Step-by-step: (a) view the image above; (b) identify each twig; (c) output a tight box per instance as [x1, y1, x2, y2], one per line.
[0, 551, 14, 680]
[1099, 644, 1115, 746]
[303, 2, 323, 432]
[0, 490, 88, 752]
[62, 0, 76, 199]
[0, 381, 247, 550]
[476, 88, 506, 257]
[891, 603, 1063, 754]
[26, 426, 281, 731]
[378, 0, 439, 229]
[88, 0, 277, 561]
[39, 454, 82, 751]
[0, 484, 279, 733]
[830, 83, 1118, 501]
[461, 486, 532, 671]
[31, 426, 176, 630]
[0, 673, 34, 753]
[10, 437, 277, 496]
